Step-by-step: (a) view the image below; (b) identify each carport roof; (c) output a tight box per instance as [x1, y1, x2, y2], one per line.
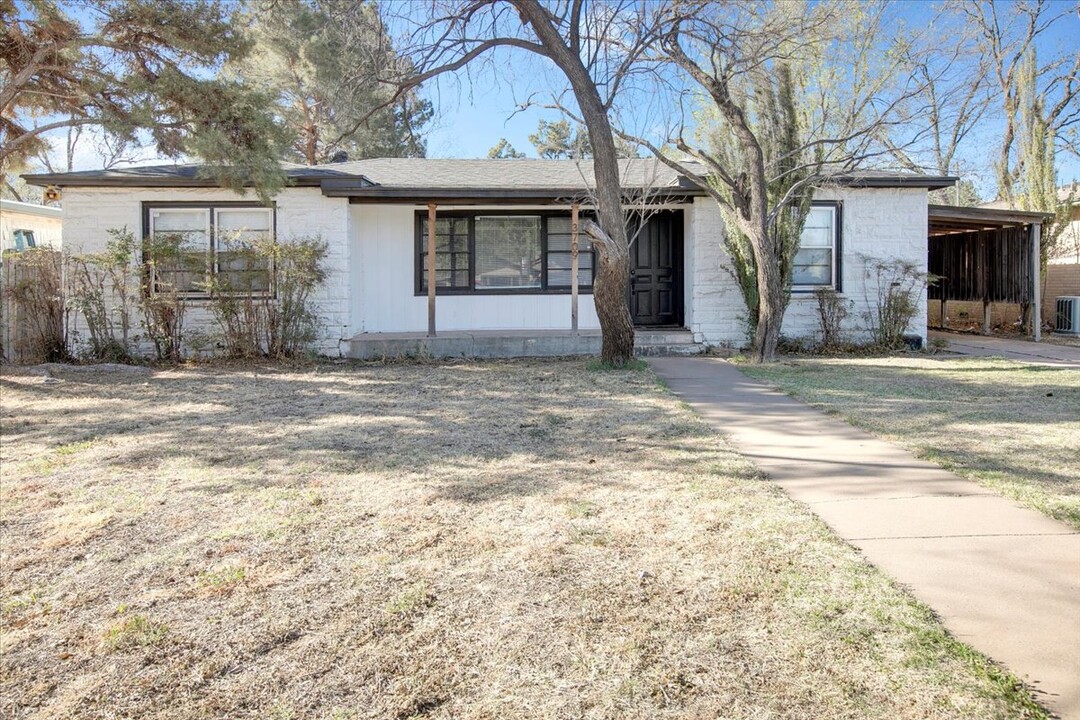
[928, 204, 1054, 236]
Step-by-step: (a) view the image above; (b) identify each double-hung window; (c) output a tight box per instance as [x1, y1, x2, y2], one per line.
[793, 203, 840, 290]
[417, 211, 595, 294]
[145, 204, 273, 296]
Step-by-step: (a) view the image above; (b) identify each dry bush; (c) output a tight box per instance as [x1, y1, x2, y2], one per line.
[0, 248, 66, 363]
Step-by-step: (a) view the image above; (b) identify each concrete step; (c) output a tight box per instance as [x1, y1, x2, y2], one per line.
[635, 330, 698, 345]
[634, 330, 707, 356]
[635, 343, 708, 357]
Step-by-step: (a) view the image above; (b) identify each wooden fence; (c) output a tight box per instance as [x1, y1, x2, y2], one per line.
[0, 249, 65, 364]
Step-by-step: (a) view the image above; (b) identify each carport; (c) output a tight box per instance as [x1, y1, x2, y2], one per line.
[927, 204, 1054, 340]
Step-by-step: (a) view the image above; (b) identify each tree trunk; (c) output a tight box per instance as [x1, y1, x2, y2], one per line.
[591, 237, 635, 364]
[515, 0, 635, 365]
[751, 242, 785, 362]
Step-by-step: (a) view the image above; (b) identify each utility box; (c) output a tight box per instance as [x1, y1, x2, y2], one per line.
[1055, 296, 1080, 335]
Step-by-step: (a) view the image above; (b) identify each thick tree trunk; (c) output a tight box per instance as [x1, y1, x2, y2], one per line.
[515, 0, 635, 365]
[751, 240, 785, 362]
[590, 233, 635, 364]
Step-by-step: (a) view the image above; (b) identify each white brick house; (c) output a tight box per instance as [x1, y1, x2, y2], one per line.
[24, 159, 953, 357]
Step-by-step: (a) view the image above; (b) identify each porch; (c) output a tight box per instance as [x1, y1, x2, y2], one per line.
[345, 328, 707, 360]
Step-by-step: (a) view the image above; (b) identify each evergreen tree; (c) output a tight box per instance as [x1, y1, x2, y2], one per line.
[229, 0, 432, 165]
[528, 118, 638, 159]
[487, 138, 527, 158]
[1, 0, 289, 196]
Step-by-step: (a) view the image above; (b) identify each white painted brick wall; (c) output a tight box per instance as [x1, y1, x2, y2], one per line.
[61, 186, 351, 357]
[686, 188, 929, 347]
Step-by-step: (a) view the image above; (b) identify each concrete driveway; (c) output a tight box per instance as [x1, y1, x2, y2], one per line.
[930, 330, 1080, 367]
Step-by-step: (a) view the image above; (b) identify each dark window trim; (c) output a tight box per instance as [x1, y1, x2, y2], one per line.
[791, 200, 843, 294]
[141, 201, 277, 299]
[414, 209, 598, 296]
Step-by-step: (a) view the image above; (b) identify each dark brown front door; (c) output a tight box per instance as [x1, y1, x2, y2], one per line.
[630, 211, 682, 326]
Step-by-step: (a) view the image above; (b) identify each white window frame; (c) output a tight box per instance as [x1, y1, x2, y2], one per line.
[792, 204, 839, 291]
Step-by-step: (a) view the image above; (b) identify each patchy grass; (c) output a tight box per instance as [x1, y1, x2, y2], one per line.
[0, 360, 1048, 718]
[741, 356, 1080, 528]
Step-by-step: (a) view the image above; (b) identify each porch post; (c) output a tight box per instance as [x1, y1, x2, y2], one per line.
[1032, 221, 1041, 341]
[571, 202, 580, 334]
[427, 202, 437, 338]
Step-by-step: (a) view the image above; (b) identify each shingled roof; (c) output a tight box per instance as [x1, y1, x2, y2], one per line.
[22, 158, 955, 200]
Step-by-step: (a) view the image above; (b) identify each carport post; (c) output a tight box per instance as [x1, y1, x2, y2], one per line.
[1032, 221, 1041, 341]
[427, 202, 437, 338]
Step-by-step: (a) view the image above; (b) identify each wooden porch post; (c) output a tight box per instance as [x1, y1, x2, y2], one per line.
[427, 202, 437, 338]
[571, 202, 580, 334]
[1032, 221, 1041, 341]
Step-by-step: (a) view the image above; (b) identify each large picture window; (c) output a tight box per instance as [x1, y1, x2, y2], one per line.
[417, 211, 596, 294]
[144, 203, 274, 296]
[793, 203, 841, 290]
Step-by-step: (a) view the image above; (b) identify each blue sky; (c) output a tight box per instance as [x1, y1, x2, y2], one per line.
[36, 0, 1080, 200]
[414, 0, 1080, 195]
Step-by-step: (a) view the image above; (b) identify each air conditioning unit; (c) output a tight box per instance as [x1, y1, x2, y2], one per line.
[1055, 296, 1080, 335]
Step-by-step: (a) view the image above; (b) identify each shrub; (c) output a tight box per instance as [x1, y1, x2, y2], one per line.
[67, 228, 139, 362]
[1, 248, 67, 363]
[202, 234, 328, 358]
[860, 255, 935, 350]
[813, 287, 851, 350]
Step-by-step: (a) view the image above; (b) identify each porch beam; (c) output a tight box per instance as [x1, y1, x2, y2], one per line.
[427, 201, 437, 338]
[571, 202, 579, 334]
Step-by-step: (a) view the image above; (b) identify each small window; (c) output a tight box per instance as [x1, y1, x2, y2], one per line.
[12, 229, 37, 251]
[145, 204, 273, 296]
[793, 204, 838, 288]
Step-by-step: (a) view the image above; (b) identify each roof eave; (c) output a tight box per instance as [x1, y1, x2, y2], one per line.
[830, 175, 959, 190]
[320, 181, 706, 202]
[21, 173, 339, 189]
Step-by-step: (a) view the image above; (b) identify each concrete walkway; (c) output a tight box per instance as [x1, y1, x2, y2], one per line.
[650, 357, 1080, 718]
[930, 330, 1080, 367]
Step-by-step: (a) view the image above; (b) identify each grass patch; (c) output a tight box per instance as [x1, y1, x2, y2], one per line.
[0, 359, 1047, 718]
[586, 357, 650, 371]
[741, 356, 1080, 528]
[102, 615, 169, 651]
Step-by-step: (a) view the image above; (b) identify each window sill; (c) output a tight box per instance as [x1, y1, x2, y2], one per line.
[414, 288, 595, 297]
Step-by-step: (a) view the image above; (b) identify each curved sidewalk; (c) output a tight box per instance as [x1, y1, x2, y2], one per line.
[650, 356, 1080, 718]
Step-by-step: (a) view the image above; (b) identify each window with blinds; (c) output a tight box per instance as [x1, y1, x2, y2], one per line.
[415, 211, 597, 294]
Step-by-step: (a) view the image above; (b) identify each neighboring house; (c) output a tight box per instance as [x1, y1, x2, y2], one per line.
[0, 198, 63, 253]
[23, 159, 953, 357]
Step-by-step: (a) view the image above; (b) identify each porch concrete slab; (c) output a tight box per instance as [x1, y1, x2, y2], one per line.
[930, 330, 1080, 367]
[649, 356, 1080, 718]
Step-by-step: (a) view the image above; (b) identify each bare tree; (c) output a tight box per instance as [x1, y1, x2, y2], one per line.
[614, 0, 931, 361]
[958, 0, 1079, 200]
[377, 0, 664, 365]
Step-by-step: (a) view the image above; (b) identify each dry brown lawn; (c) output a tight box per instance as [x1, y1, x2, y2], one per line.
[740, 356, 1080, 529]
[0, 360, 1046, 719]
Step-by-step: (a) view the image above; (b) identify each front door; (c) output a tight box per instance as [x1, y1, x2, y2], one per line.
[630, 211, 682, 326]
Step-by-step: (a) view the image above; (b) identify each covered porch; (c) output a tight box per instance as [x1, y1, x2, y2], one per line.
[927, 204, 1054, 339]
